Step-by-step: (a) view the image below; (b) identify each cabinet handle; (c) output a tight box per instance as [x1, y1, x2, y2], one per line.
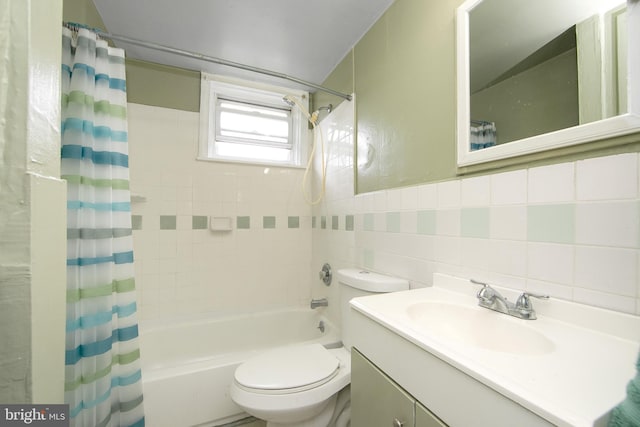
[392, 419, 404, 427]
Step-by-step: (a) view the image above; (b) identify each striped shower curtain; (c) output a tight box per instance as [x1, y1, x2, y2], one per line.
[61, 26, 145, 427]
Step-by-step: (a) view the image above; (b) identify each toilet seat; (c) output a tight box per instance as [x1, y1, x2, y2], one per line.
[234, 344, 340, 394]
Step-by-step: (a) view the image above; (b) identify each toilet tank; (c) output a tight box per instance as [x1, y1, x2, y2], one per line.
[336, 269, 409, 350]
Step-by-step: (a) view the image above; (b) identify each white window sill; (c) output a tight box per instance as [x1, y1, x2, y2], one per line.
[196, 156, 307, 170]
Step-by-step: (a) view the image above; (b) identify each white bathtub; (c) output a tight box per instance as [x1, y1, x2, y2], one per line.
[140, 308, 340, 427]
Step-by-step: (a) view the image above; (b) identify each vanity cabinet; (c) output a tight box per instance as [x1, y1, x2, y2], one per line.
[351, 348, 447, 427]
[415, 402, 447, 427]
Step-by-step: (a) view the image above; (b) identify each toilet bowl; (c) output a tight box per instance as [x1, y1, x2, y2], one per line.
[229, 269, 409, 426]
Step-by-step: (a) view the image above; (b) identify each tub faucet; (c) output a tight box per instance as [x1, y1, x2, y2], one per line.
[310, 298, 328, 309]
[470, 279, 549, 320]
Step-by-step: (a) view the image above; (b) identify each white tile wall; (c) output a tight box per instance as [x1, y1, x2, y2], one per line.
[575, 201, 639, 247]
[491, 170, 527, 205]
[311, 99, 640, 319]
[490, 206, 527, 240]
[528, 163, 574, 203]
[461, 175, 491, 207]
[128, 101, 640, 324]
[437, 180, 461, 208]
[576, 154, 638, 200]
[527, 242, 574, 285]
[436, 209, 460, 236]
[417, 184, 438, 209]
[128, 103, 313, 321]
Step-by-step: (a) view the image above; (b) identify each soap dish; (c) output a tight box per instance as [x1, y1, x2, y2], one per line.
[210, 216, 233, 231]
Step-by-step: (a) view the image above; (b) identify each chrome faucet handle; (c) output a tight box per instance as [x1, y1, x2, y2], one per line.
[515, 292, 549, 311]
[470, 279, 493, 302]
[318, 263, 332, 286]
[470, 279, 489, 287]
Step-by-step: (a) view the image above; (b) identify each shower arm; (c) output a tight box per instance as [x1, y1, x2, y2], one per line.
[95, 30, 353, 102]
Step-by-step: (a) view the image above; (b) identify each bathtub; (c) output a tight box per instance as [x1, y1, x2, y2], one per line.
[140, 308, 340, 427]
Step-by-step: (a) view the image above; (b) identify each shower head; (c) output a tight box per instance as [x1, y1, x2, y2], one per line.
[283, 95, 312, 122]
[283, 95, 333, 126]
[317, 104, 332, 114]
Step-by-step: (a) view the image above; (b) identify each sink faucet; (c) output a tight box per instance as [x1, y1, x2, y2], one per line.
[310, 298, 328, 309]
[470, 279, 548, 320]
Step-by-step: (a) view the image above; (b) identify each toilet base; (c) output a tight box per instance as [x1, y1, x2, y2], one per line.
[265, 385, 350, 427]
[266, 393, 336, 427]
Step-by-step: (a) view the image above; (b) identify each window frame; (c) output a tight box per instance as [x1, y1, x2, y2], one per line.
[199, 73, 309, 168]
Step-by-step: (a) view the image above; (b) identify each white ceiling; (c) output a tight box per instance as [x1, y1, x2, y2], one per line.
[92, 0, 395, 92]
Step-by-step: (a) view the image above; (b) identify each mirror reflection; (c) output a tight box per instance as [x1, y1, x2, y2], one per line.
[468, 0, 627, 149]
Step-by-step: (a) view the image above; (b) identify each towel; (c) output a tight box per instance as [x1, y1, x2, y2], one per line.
[609, 351, 640, 427]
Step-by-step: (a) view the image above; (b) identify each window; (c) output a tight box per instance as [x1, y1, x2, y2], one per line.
[199, 74, 309, 167]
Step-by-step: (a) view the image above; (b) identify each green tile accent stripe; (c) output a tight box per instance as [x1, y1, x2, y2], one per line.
[192, 216, 208, 230]
[160, 215, 176, 230]
[332, 215, 339, 230]
[417, 210, 436, 235]
[363, 249, 375, 269]
[321, 216, 327, 229]
[237, 216, 250, 229]
[528, 204, 575, 244]
[263, 216, 276, 229]
[363, 213, 374, 231]
[131, 216, 142, 231]
[288, 216, 300, 228]
[386, 212, 401, 233]
[345, 215, 355, 231]
[312, 216, 317, 228]
[461, 208, 490, 238]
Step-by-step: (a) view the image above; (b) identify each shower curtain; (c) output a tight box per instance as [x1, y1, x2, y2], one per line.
[470, 121, 496, 151]
[61, 25, 145, 427]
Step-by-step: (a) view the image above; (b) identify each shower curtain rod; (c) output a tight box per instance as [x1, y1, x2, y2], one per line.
[93, 30, 353, 102]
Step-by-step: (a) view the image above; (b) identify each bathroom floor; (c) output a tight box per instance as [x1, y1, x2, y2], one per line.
[239, 420, 265, 427]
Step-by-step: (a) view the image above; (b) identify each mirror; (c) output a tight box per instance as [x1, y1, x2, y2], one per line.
[456, 0, 640, 166]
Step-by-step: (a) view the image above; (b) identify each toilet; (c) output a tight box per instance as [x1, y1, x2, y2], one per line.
[230, 268, 410, 427]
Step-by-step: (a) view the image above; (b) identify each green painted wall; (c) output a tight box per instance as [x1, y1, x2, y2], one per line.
[124, 59, 200, 112]
[354, 0, 461, 192]
[62, 0, 200, 112]
[322, 0, 640, 192]
[312, 51, 354, 115]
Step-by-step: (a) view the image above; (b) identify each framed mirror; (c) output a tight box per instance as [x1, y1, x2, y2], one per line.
[456, 0, 640, 166]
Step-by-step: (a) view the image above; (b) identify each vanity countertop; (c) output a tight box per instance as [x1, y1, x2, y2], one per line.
[349, 273, 640, 427]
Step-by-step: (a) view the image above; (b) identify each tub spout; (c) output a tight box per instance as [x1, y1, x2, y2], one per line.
[310, 298, 328, 309]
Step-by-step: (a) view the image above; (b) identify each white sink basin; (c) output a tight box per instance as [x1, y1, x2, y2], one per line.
[406, 301, 556, 355]
[349, 273, 640, 427]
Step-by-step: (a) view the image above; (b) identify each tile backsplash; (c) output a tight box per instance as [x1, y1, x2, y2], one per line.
[312, 100, 640, 316]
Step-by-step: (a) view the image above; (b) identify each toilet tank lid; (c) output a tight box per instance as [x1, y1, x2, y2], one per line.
[336, 268, 409, 293]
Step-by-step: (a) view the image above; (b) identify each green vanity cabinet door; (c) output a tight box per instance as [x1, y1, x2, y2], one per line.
[416, 402, 447, 427]
[351, 348, 415, 427]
